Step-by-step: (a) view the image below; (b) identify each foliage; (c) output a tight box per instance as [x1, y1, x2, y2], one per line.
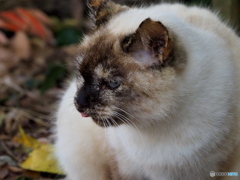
[0, 8, 54, 44]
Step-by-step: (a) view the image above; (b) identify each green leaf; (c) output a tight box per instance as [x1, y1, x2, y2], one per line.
[0, 112, 6, 128]
[40, 63, 67, 93]
[25, 79, 41, 90]
[55, 27, 82, 46]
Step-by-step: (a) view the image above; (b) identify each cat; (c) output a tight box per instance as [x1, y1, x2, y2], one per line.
[54, 0, 240, 179]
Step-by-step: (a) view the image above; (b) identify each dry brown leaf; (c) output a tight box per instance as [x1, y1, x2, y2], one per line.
[11, 31, 31, 60]
[2, 108, 31, 135]
[0, 163, 9, 180]
[0, 31, 8, 45]
[0, 47, 19, 77]
[30, 9, 52, 26]
[8, 166, 23, 173]
[23, 170, 41, 178]
[0, 135, 10, 141]
[4, 109, 20, 134]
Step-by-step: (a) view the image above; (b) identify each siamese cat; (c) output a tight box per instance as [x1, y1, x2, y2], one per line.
[54, 0, 240, 179]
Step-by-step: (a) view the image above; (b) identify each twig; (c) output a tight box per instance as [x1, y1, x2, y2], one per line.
[0, 106, 49, 120]
[0, 141, 19, 162]
[0, 106, 50, 127]
[21, 111, 50, 127]
[1, 76, 39, 100]
[0, 135, 10, 141]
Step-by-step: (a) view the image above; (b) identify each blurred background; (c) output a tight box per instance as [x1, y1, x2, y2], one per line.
[0, 0, 239, 179]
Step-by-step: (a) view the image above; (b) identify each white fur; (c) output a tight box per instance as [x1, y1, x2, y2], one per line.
[55, 3, 240, 180]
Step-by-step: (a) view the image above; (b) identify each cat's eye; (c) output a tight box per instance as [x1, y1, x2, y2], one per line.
[108, 79, 121, 89]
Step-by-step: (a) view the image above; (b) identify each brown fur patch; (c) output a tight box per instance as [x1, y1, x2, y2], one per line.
[88, 0, 128, 28]
[136, 18, 173, 63]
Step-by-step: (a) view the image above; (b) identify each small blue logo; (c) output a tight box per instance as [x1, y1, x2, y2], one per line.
[228, 172, 238, 176]
[210, 171, 238, 177]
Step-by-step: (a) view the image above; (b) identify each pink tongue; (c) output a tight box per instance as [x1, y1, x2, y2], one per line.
[81, 113, 89, 118]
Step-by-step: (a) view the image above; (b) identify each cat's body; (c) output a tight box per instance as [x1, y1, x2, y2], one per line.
[55, 1, 240, 180]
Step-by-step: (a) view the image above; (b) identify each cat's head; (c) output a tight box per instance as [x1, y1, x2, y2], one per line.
[74, 0, 185, 127]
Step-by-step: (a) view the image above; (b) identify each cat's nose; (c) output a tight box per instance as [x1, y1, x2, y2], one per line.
[75, 95, 88, 110]
[74, 86, 90, 112]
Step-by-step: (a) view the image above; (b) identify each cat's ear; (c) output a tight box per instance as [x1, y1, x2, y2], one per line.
[122, 18, 173, 67]
[88, 0, 128, 28]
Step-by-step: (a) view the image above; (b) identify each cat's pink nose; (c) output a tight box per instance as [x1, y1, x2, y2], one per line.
[81, 112, 89, 118]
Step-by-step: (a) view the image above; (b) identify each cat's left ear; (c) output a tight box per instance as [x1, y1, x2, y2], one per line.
[88, 0, 128, 28]
[122, 18, 173, 67]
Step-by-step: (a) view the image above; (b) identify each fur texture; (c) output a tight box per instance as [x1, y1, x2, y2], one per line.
[54, 1, 240, 180]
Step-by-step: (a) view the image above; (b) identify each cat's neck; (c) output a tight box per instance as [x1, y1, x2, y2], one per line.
[107, 113, 183, 144]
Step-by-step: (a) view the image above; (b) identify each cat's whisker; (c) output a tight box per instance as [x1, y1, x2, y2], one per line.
[113, 107, 140, 123]
[115, 112, 137, 127]
[108, 116, 119, 127]
[101, 117, 109, 150]
[114, 112, 144, 143]
[109, 117, 131, 147]
[105, 118, 112, 127]
[113, 106, 143, 129]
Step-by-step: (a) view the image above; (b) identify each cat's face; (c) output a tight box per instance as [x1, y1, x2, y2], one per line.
[74, 0, 184, 127]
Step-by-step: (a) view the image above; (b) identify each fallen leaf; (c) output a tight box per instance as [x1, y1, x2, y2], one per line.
[0, 135, 10, 141]
[0, 8, 54, 44]
[0, 47, 20, 77]
[0, 18, 22, 32]
[0, 156, 16, 166]
[4, 110, 26, 135]
[55, 26, 81, 46]
[0, 163, 9, 180]
[30, 9, 52, 26]
[8, 166, 23, 173]
[0, 11, 26, 30]
[11, 31, 31, 60]
[0, 30, 8, 45]
[15, 8, 54, 44]
[13, 127, 64, 175]
[40, 63, 67, 93]
[20, 144, 64, 175]
[13, 127, 40, 150]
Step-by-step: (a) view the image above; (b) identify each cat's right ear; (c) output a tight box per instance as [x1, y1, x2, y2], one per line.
[88, 0, 128, 28]
[121, 18, 173, 68]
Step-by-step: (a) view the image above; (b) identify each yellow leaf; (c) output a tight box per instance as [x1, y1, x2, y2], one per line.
[13, 126, 40, 149]
[20, 144, 65, 175]
[13, 127, 65, 175]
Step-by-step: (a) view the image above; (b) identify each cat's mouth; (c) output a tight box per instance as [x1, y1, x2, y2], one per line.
[79, 112, 125, 127]
[75, 104, 126, 127]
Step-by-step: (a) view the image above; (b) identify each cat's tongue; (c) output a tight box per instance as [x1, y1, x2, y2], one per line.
[81, 113, 89, 118]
